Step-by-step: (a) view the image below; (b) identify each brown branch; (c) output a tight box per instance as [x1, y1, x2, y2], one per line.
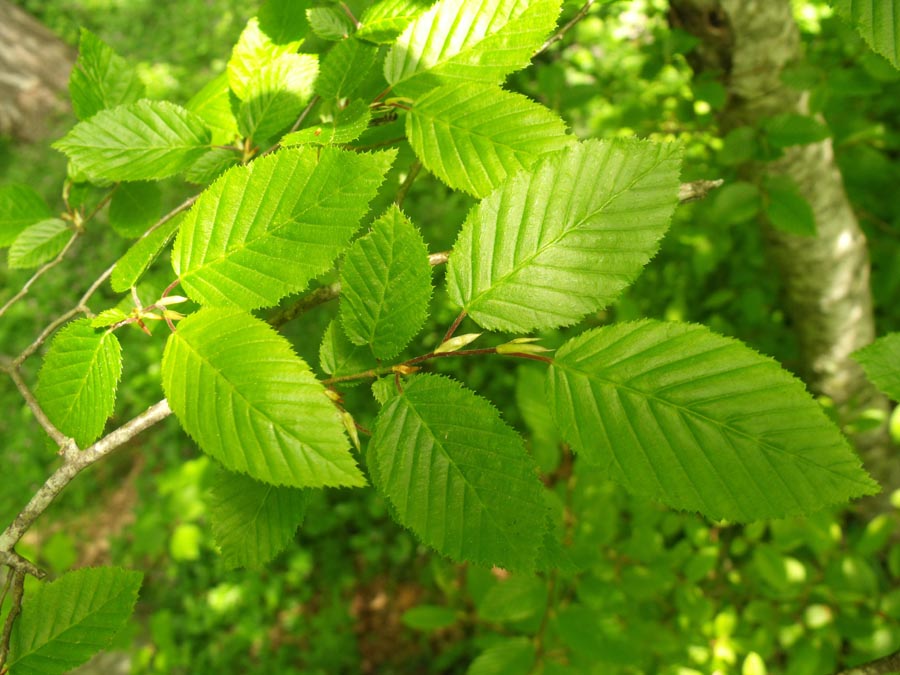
[834, 650, 900, 675]
[538, 0, 596, 55]
[395, 160, 422, 208]
[0, 399, 171, 554]
[678, 179, 724, 203]
[268, 282, 343, 329]
[0, 231, 80, 319]
[0, 570, 24, 667]
[3, 364, 75, 451]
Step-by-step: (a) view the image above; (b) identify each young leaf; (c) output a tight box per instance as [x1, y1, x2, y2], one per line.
[447, 139, 682, 332]
[8, 218, 71, 269]
[53, 100, 211, 182]
[319, 319, 377, 382]
[281, 100, 372, 146]
[108, 181, 162, 237]
[339, 205, 432, 358]
[185, 148, 241, 184]
[854, 333, 900, 401]
[384, 0, 562, 97]
[68, 28, 144, 121]
[547, 320, 879, 522]
[307, 6, 356, 41]
[467, 637, 536, 675]
[207, 466, 309, 568]
[315, 38, 378, 100]
[227, 17, 302, 100]
[6, 567, 142, 675]
[357, 0, 430, 44]
[110, 215, 182, 292]
[35, 318, 122, 447]
[0, 183, 53, 247]
[186, 72, 239, 144]
[162, 308, 365, 488]
[236, 52, 319, 143]
[369, 374, 547, 569]
[832, 0, 900, 69]
[407, 82, 573, 197]
[173, 146, 395, 310]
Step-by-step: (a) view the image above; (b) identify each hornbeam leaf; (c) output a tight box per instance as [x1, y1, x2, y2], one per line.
[319, 319, 377, 383]
[110, 215, 182, 292]
[384, 0, 562, 97]
[35, 319, 122, 448]
[447, 139, 682, 332]
[369, 374, 547, 569]
[8, 218, 71, 270]
[281, 100, 372, 146]
[407, 82, 573, 197]
[227, 17, 302, 100]
[0, 183, 53, 247]
[173, 146, 395, 310]
[854, 333, 900, 401]
[548, 320, 879, 522]
[69, 28, 144, 121]
[162, 308, 365, 488]
[357, 0, 431, 44]
[53, 100, 211, 182]
[832, 0, 900, 69]
[7, 567, 142, 675]
[208, 466, 309, 568]
[339, 205, 432, 358]
[186, 72, 239, 144]
[315, 38, 378, 100]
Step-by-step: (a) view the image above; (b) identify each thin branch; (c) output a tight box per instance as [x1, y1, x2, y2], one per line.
[0, 231, 80, 319]
[0, 399, 172, 554]
[442, 310, 467, 343]
[13, 194, 199, 366]
[268, 282, 343, 329]
[834, 650, 900, 675]
[4, 365, 74, 451]
[395, 160, 422, 208]
[538, 0, 596, 55]
[678, 179, 724, 203]
[0, 570, 24, 667]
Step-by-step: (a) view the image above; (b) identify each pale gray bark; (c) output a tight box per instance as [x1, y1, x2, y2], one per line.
[669, 0, 897, 499]
[0, 1, 73, 141]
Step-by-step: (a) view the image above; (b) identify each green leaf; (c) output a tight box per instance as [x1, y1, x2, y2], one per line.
[35, 318, 122, 448]
[108, 182, 162, 237]
[763, 113, 830, 148]
[185, 148, 241, 184]
[110, 215, 182, 292]
[357, 0, 430, 43]
[173, 146, 395, 310]
[0, 184, 53, 248]
[369, 374, 547, 569]
[7, 567, 142, 675]
[832, 0, 900, 69]
[548, 320, 879, 521]
[53, 100, 211, 182]
[8, 218, 71, 270]
[68, 28, 144, 121]
[854, 332, 900, 401]
[162, 308, 365, 488]
[467, 637, 535, 675]
[227, 17, 302, 101]
[307, 6, 356, 41]
[281, 100, 372, 146]
[186, 72, 239, 144]
[401, 605, 458, 631]
[236, 52, 319, 143]
[319, 319, 377, 382]
[207, 465, 309, 568]
[339, 205, 432, 359]
[407, 82, 573, 197]
[764, 177, 816, 236]
[315, 38, 378, 100]
[258, 0, 312, 45]
[447, 139, 682, 332]
[385, 0, 562, 97]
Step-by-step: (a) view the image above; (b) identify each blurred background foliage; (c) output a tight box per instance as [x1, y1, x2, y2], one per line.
[2, 0, 900, 673]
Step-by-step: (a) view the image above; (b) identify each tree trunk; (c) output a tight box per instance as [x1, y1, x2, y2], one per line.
[669, 0, 898, 504]
[0, 1, 74, 142]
